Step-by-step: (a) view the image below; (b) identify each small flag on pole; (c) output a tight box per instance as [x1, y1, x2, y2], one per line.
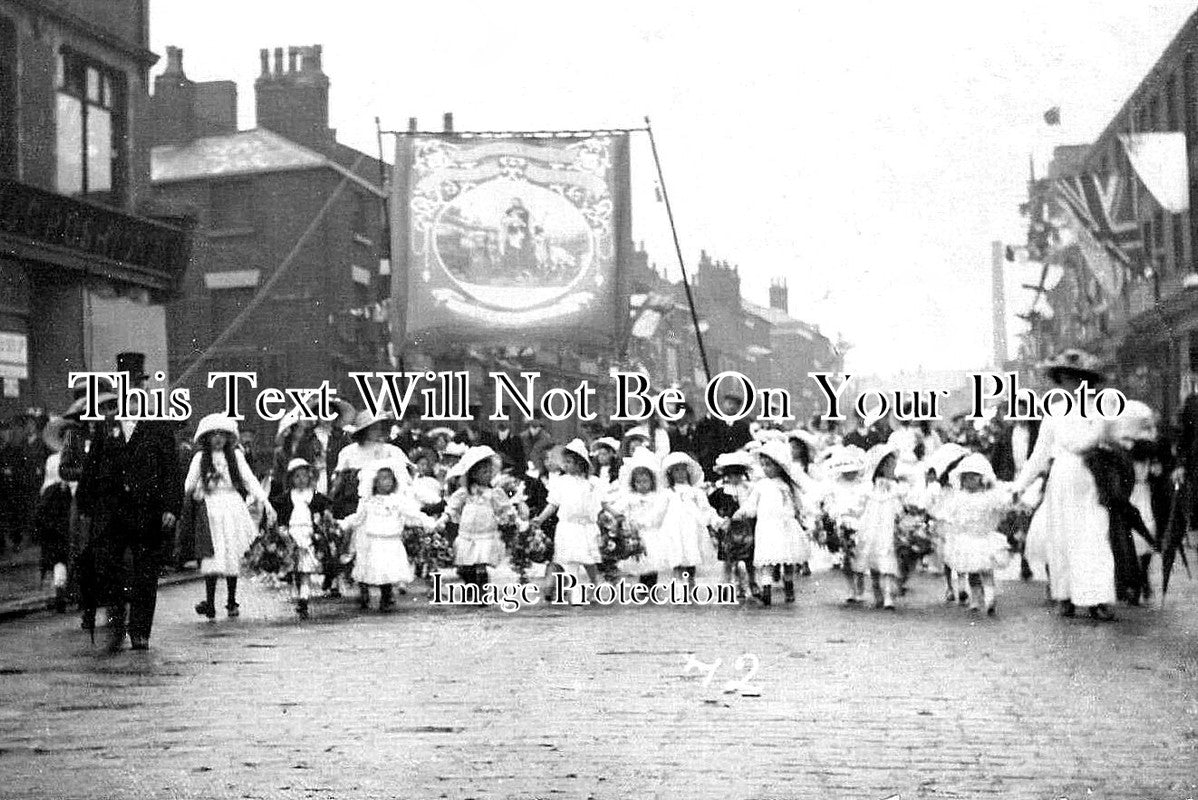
[1043, 106, 1061, 126]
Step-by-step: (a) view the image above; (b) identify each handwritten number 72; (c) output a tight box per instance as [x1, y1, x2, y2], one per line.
[683, 653, 761, 693]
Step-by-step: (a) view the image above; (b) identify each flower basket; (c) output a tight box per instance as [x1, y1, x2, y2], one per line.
[895, 505, 936, 565]
[997, 508, 1033, 552]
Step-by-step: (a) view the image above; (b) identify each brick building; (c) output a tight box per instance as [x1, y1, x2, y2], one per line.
[0, 0, 192, 417]
[148, 45, 387, 433]
[1016, 8, 1198, 419]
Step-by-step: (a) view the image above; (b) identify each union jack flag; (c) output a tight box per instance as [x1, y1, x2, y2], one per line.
[1053, 173, 1144, 270]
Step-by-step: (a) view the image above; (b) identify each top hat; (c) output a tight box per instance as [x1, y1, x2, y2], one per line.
[116, 352, 149, 382]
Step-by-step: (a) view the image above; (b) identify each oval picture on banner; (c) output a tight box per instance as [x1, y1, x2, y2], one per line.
[432, 179, 595, 311]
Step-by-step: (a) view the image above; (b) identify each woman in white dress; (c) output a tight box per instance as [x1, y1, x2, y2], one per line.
[187, 414, 275, 620]
[1012, 350, 1117, 620]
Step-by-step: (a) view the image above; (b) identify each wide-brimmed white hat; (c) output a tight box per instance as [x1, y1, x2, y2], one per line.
[562, 438, 593, 471]
[286, 458, 313, 474]
[443, 441, 468, 458]
[193, 413, 239, 443]
[590, 437, 621, 454]
[1114, 400, 1157, 444]
[623, 449, 664, 493]
[64, 393, 119, 420]
[864, 442, 900, 481]
[756, 440, 802, 484]
[714, 451, 755, 473]
[949, 453, 997, 486]
[924, 442, 971, 479]
[1039, 348, 1105, 384]
[787, 429, 819, 449]
[427, 426, 456, 440]
[344, 409, 393, 439]
[449, 445, 500, 480]
[662, 451, 704, 486]
[276, 397, 356, 442]
[824, 445, 866, 475]
[42, 416, 77, 453]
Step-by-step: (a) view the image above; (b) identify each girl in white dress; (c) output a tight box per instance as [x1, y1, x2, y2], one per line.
[436, 446, 516, 595]
[820, 446, 868, 604]
[856, 443, 905, 610]
[188, 414, 275, 620]
[341, 460, 432, 611]
[735, 440, 808, 605]
[661, 452, 721, 587]
[937, 454, 1014, 615]
[531, 439, 603, 603]
[1012, 350, 1117, 620]
[612, 449, 671, 585]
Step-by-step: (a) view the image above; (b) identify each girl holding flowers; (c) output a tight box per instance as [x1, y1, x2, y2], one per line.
[734, 441, 807, 606]
[270, 458, 333, 619]
[612, 449, 671, 587]
[531, 439, 603, 603]
[662, 452, 722, 588]
[855, 443, 906, 610]
[436, 445, 516, 596]
[937, 454, 1014, 616]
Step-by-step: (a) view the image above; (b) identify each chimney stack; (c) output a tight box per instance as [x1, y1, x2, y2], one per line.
[259, 48, 270, 76]
[443, 112, 454, 133]
[768, 277, 789, 314]
[256, 44, 332, 152]
[164, 46, 184, 75]
[408, 117, 418, 133]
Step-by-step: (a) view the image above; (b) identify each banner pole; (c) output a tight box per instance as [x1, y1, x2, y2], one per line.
[644, 116, 712, 383]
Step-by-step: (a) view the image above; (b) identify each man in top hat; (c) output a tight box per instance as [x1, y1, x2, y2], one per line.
[75, 352, 182, 651]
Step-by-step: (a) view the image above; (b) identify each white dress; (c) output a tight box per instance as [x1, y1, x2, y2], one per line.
[856, 479, 905, 577]
[1014, 396, 1114, 606]
[335, 442, 411, 484]
[741, 478, 810, 566]
[185, 449, 269, 577]
[446, 486, 513, 566]
[660, 485, 719, 568]
[613, 490, 671, 575]
[284, 489, 322, 574]
[548, 475, 602, 565]
[822, 477, 867, 571]
[343, 493, 429, 585]
[937, 487, 1013, 574]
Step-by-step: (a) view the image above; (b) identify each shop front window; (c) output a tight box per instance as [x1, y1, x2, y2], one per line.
[56, 49, 125, 205]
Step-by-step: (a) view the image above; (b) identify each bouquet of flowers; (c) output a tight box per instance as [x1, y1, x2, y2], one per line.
[596, 509, 645, 580]
[997, 507, 1034, 553]
[404, 525, 455, 578]
[493, 474, 548, 582]
[245, 518, 295, 584]
[309, 511, 342, 576]
[895, 504, 936, 564]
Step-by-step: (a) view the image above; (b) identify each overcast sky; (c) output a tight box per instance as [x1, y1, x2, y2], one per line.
[150, 1, 1197, 374]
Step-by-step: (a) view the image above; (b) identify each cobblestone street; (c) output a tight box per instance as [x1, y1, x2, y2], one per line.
[1, 567, 1196, 800]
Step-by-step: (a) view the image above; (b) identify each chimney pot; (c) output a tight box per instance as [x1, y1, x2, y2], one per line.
[165, 46, 184, 74]
[443, 112, 454, 133]
[288, 46, 299, 73]
[259, 48, 270, 76]
[313, 44, 323, 70]
[273, 47, 284, 75]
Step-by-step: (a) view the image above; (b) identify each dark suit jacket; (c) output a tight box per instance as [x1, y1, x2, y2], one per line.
[693, 417, 753, 478]
[668, 424, 699, 457]
[76, 419, 183, 546]
[494, 431, 526, 470]
[990, 420, 1041, 482]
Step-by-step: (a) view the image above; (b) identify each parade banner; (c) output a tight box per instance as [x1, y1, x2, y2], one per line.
[391, 134, 631, 350]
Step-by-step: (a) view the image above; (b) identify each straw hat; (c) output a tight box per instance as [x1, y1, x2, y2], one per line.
[714, 451, 755, 474]
[623, 448, 663, 493]
[1039, 348, 1104, 384]
[42, 416, 77, 453]
[949, 453, 997, 486]
[450, 445, 500, 481]
[193, 413, 239, 443]
[756, 439, 802, 484]
[561, 438, 593, 471]
[590, 437, 621, 454]
[661, 451, 704, 486]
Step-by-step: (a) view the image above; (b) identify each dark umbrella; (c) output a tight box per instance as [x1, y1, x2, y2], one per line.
[1160, 477, 1193, 597]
